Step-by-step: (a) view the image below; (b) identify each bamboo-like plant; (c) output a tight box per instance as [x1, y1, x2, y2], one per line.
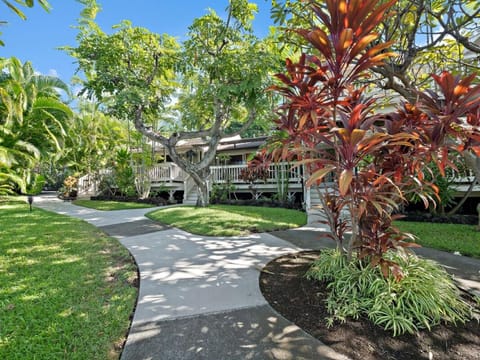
[263, 0, 480, 279]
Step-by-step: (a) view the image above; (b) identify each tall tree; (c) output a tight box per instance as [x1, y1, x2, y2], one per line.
[61, 100, 129, 177]
[69, 0, 282, 206]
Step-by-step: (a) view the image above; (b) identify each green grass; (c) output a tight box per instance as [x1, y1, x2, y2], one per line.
[395, 221, 480, 258]
[0, 200, 137, 359]
[146, 205, 307, 236]
[73, 199, 154, 211]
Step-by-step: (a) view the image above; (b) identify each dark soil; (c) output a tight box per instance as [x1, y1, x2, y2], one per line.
[401, 212, 477, 225]
[260, 251, 480, 360]
[90, 194, 169, 206]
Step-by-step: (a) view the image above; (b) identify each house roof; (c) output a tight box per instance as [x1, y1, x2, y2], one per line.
[151, 135, 268, 153]
[216, 136, 268, 152]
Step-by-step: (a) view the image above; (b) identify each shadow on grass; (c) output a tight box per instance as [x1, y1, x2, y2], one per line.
[0, 202, 137, 359]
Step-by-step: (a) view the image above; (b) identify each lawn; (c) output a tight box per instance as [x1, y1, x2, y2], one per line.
[146, 205, 307, 236]
[0, 200, 137, 359]
[73, 199, 155, 210]
[395, 221, 480, 258]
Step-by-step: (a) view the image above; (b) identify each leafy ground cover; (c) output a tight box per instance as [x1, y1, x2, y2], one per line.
[395, 221, 480, 258]
[0, 200, 137, 359]
[73, 199, 155, 211]
[260, 251, 480, 360]
[146, 205, 307, 236]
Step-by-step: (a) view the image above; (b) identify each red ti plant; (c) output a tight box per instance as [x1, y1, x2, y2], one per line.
[239, 152, 270, 199]
[262, 0, 480, 279]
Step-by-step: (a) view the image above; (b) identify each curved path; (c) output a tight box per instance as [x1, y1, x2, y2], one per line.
[34, 194, 480, 359]
[34, 194, 349, 360]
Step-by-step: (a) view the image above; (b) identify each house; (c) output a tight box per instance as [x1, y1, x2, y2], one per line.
[78, 132, 479, 211]
[78, 135, 313, 208]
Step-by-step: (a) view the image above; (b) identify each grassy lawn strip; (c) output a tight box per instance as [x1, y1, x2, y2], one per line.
[395, 221, 480, 258]
[73, 199, 154, 210]
[146, 205, 307, 236]
[0, 200, 137, 359]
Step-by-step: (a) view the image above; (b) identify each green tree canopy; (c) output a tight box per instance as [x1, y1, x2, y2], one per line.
[60, 100, 130, 176]
[69, 0, 285, 206]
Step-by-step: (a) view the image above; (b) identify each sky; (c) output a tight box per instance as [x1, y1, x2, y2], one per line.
[0, 0, 274, 84]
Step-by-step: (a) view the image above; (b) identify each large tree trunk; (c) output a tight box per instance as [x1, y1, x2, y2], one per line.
[133, 104, 257, 208]
[188, 167, 211, 207]
[164, 138, 218, 208]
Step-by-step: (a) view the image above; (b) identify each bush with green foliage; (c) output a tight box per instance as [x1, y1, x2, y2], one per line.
[210, 183, 236, 204]
[26, 174, 46, 195]
[306, 249, 474, 336]
[113, 148, 136, 197]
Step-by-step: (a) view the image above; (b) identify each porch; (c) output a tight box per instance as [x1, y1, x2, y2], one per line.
[78, 162, 308, 205]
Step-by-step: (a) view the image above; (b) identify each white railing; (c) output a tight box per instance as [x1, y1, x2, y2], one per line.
[142, 163, 184, 183]
[210, 163, 302, 184]
[78, 162, 304, 194]
[77, 169, 113, 195]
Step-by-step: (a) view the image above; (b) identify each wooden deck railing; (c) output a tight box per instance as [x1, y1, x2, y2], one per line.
[77, 161, 478, 197]
[144, 163, 183, 183]
[210, 163, 302, 184]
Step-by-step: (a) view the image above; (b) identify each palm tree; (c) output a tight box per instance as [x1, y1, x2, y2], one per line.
[0, 57, 72, 194]
[61, 100, 129, 176]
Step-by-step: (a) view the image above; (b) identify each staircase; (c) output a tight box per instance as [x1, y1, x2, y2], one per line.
[183, 175, 198, 205]
[306, 185, 350, 230]
[308, 186, 323, 209]
[183, 190, 198, 205]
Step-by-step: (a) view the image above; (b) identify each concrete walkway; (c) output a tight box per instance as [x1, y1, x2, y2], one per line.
[34, 194, 348, 360]
[33, 194, 480, 360]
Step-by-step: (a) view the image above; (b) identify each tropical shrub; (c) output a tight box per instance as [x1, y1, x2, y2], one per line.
[113, 148, 136, 197]
[25, 174, 46, 195]
[257, 0, 480, 278]
[0, 57, 72, 194]
[307, 249, 473, 336]
[239, 153, 269, 200]
[210, 183, 236, 204]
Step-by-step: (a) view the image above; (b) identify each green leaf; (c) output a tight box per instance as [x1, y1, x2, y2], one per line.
[3, 0, 27, 20]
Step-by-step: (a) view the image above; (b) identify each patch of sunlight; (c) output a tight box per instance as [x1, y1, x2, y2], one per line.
[6, 284, 27, 295]
[21, 293, 42, 302]
[52, 256, 82, 265]
[24, 258, 39, 265]
[59, 308, 73, 318]
[9, 244, 62, 255]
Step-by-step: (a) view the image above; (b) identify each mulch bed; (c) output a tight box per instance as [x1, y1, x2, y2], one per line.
[259, 251, 480, 360]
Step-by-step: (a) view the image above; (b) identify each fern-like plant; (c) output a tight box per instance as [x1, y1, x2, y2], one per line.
[307, 249, 474, 336]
